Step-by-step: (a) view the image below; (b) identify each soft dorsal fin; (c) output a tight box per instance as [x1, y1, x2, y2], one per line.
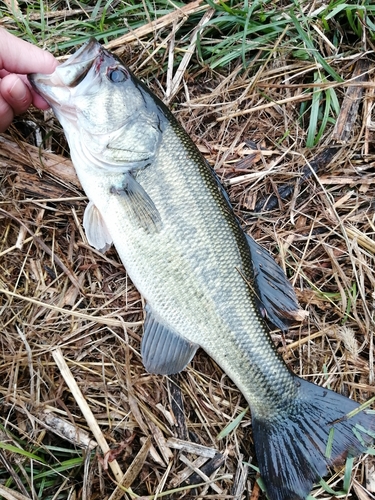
[110, 172, 162, 233]
[141, 305, 198, 375]
[208, 161, 306, 331]
[83, 200, 113, 253]
[246, 235, 307, 331]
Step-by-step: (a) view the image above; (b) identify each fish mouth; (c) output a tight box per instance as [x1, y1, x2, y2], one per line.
[28, 38, 102, 101]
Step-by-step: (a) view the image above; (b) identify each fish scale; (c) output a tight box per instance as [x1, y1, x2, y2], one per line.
[103, 123, 296, 412]
[29, 38, 375, 500]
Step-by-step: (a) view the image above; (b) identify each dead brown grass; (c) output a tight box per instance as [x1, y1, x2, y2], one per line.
[1, 4, 375, 500]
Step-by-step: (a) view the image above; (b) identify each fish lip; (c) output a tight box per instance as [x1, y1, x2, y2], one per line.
[61, 37, 101, 68]
[28, 38, 102, 92]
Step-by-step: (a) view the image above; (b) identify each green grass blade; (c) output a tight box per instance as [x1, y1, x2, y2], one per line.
[325, 427, 335, 459]
[288, 11, 343, 82]
[216, 407, 248, 440]
[306, 74, 321, 147]
[0, 442, 46, 464]
[324, 3, 350, 21]
[33, 457, 85, 479]
[314, 87, 331, 144]
[343, 456, 354, 492]
[319, 477, 345, 496]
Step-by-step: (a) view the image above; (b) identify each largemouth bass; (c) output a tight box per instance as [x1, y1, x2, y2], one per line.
[29, 39, 374, 500]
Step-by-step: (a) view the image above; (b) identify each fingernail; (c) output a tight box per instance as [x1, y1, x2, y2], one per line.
[9, 78, 27, 101]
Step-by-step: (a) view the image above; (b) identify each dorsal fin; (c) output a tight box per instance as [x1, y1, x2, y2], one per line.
[246, 235, 307, 331]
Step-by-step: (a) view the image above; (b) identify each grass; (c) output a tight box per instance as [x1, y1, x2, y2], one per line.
[1, 0, 375, 498]
[0, 422, 87, 499]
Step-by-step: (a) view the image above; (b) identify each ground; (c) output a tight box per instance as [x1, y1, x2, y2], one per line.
[0, 1, 375, 499]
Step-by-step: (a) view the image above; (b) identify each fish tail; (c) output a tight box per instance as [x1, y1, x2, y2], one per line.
[252, 377, 375, 500]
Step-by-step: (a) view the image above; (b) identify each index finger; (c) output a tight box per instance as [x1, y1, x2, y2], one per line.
[0, 28, 57, 75]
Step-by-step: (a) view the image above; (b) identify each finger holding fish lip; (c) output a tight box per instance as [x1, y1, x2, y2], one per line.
[0, 74, 32, 132]
[0, 28, 58, 131]
[0, 70, 54, 107]
[0, 74, 55, 132]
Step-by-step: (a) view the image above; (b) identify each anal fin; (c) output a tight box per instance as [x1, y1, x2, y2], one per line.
[141, 305, 198, 375]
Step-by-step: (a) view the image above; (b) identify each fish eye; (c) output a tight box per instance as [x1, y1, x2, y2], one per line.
[107, 67, 128, 83]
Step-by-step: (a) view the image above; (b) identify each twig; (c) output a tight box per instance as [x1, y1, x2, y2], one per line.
[52, 348, 130, 497]
[0, 288, 141, 328]
[166, 7, 215, 103]
[166, 437, 218, 458]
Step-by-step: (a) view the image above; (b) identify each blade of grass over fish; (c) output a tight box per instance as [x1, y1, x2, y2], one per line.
[245, 462, 268, 493]
[325, 427, 335, 459]
[216, 407, 248, 440]
[354, 424, 375, 440]
[352, 426, 367, 447]
[347, 396, 375, 419]
[257, 475, 266, 493]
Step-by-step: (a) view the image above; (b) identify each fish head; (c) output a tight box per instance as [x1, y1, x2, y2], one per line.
[29, 39, 166, 169]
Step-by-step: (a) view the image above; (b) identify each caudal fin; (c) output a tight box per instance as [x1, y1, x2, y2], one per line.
[252, 378, 375, 500]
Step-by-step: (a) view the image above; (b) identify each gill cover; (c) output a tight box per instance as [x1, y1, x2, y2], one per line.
[29, 39, 167, 169]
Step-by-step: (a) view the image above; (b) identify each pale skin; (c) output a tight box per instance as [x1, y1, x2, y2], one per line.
[0, 29, 58, 132]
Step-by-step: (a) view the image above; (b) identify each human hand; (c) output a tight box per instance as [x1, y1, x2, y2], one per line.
[0, 28, 58, 132]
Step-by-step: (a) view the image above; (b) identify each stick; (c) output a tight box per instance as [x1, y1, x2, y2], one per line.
[52, 348, 125, 488]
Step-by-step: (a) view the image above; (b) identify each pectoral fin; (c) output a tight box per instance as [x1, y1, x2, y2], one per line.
[141, 305, 198, 375]
[83, 201, 113, 252]
[111, 172, 162, 233]
[246, 235, 307, 331]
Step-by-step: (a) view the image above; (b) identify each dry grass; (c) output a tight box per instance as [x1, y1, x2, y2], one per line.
[1, 1, 375, 499]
